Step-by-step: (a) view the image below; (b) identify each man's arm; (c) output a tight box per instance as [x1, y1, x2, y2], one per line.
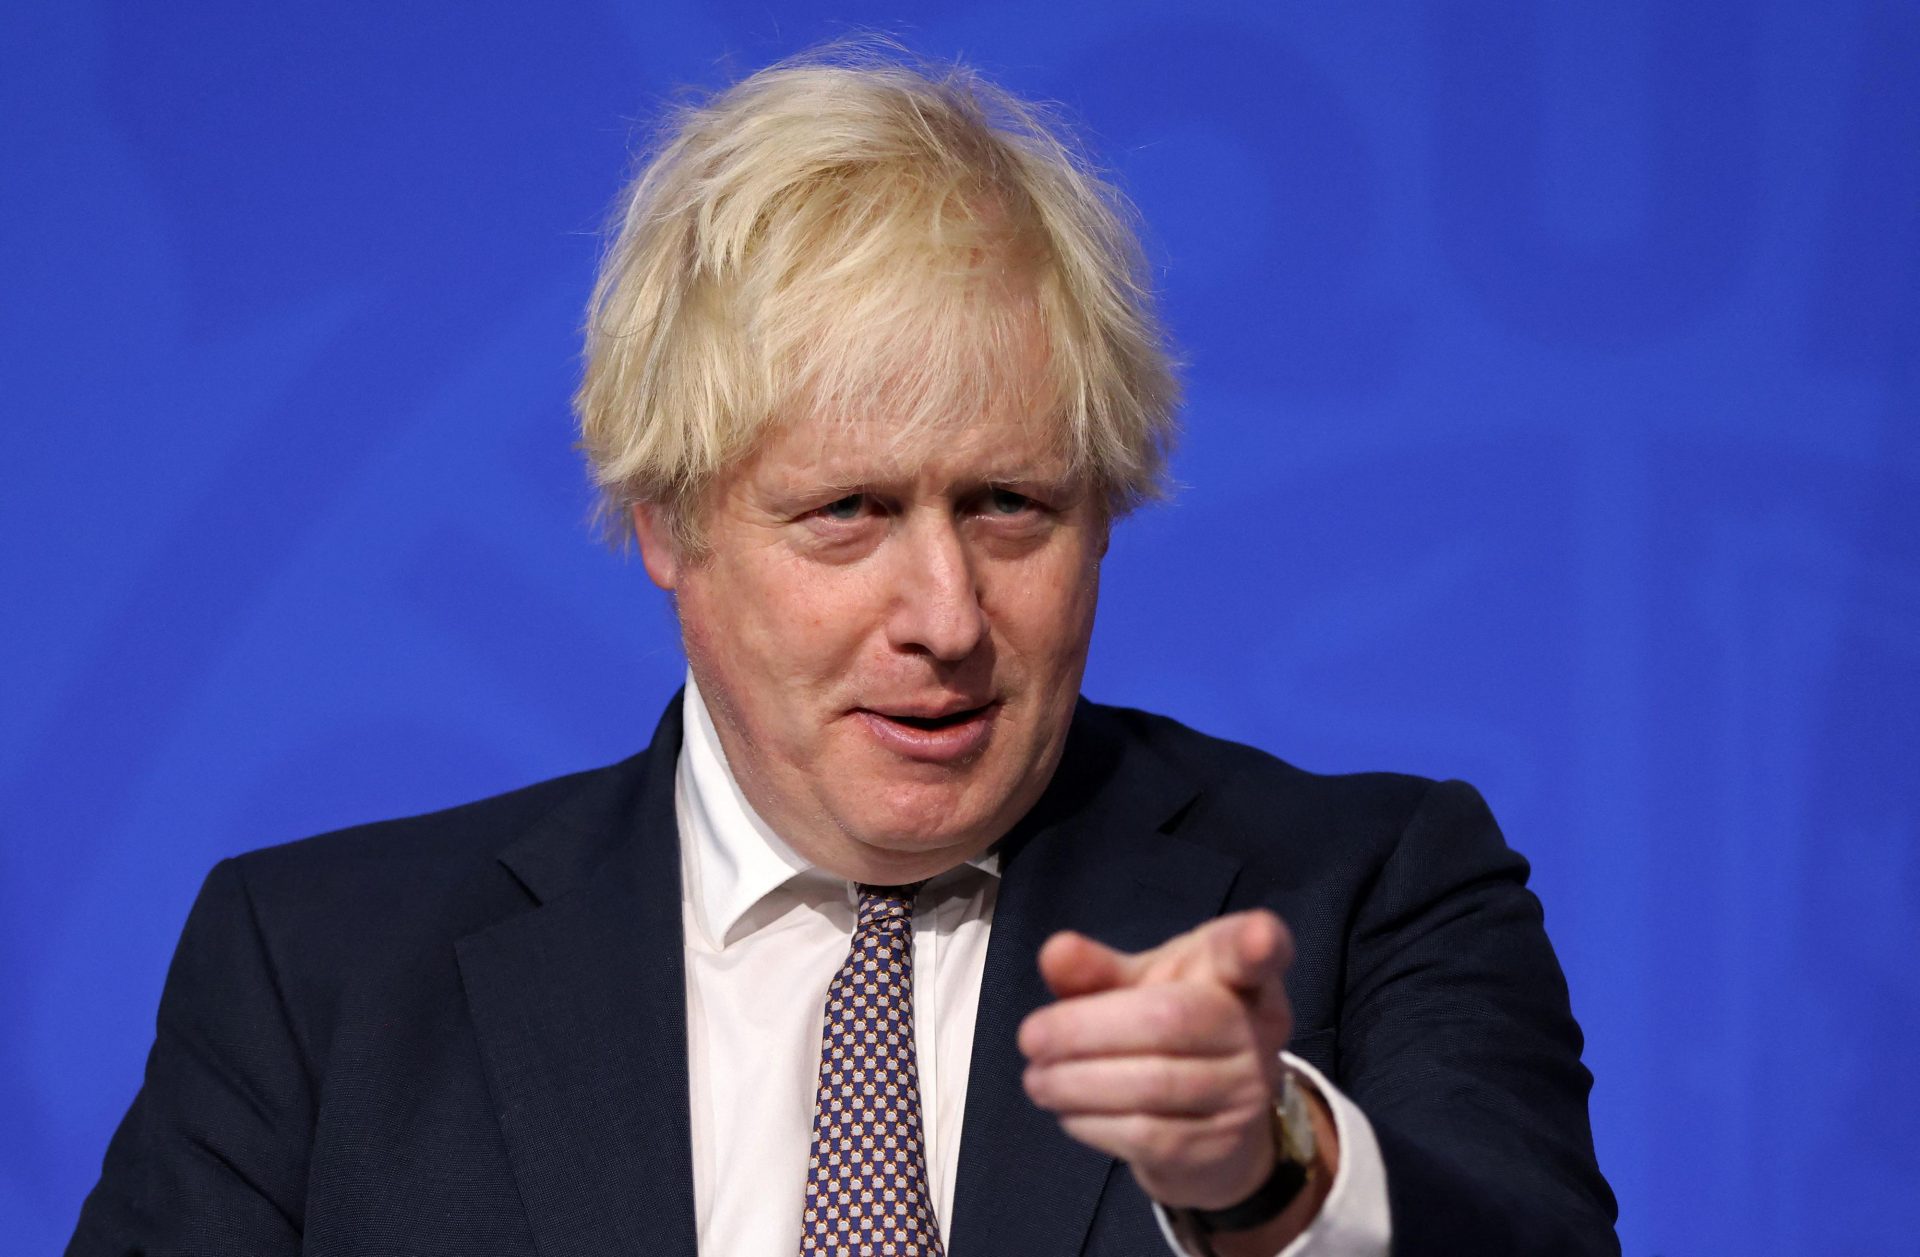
[68, 858, 312, 1255]
[1339, 779, 1617, 1256]
[1018, 912, 1338, 1251]
[1018, 773, 1615, 1255]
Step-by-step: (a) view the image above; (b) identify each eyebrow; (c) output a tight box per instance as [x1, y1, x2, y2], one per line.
[781, 466, 1077, 496]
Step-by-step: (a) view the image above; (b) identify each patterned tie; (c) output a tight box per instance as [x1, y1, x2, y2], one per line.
[799, 882, 945, 1256]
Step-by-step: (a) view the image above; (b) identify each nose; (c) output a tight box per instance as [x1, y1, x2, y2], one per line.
[885, 512, 989, 662]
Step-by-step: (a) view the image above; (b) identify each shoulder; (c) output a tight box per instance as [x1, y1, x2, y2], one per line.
[170, 747, 663, 1074]
[209, 747, 657, 987]
[1081, 698, 1436, 831]
[237, 757, 627, 901]
[1075, 694, 1520, 898]
[1078, 701, 1536, 1038]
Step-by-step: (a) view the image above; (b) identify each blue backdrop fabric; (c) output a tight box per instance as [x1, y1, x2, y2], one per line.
[3, 3, 1915, 1253]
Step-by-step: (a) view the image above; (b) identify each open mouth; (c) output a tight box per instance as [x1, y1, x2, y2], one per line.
[878, 705, 991, 731]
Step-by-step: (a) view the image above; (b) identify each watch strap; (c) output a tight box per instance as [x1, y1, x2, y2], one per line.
[1182, 1152, 1309, 1233]
[1177, 1070, 1319, 1238]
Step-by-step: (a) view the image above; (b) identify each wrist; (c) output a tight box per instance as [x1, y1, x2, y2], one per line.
[1169, 1069, 1328, 1250]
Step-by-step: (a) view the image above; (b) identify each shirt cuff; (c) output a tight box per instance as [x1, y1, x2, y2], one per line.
[1151, 1050, 1391, 1257]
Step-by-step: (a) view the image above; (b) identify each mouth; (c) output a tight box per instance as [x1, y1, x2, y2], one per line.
[874, 704, 994, 731]
[855, 701, 1001, 762]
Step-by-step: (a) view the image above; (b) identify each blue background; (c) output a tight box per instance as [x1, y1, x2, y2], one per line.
[4, 2, 1915, 1252]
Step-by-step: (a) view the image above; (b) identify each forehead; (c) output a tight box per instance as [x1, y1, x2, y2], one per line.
[748, 403, 1077, 492]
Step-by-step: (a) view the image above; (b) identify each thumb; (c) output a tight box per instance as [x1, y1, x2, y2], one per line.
[1037, 930, 1141, 999]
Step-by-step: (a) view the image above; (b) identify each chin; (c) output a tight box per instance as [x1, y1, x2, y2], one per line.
[848, 791, 997, 856]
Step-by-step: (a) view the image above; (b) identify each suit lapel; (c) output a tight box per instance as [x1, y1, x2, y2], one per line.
[456, 701, 700, 1257]
[948, 706, 1241, 1257]
[450, 698, 1239, 1257]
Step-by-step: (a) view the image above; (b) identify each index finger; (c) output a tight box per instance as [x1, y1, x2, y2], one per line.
[1146, 910, 1294, 999]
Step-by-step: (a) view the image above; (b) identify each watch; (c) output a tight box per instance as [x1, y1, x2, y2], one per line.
[1172, 1068, 1320, 1247]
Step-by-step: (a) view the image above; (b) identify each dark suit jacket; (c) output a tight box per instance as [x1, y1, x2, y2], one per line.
[70, 697, 1618, 1255]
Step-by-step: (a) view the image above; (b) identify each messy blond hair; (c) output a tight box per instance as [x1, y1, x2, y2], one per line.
[575, 43, 1179, 551]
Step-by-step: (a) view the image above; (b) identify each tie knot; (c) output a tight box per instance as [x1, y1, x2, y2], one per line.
[855, 881, 924, 931]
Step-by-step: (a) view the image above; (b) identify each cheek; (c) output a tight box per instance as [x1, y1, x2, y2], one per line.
[980, 561, 1097, 808]
[681, 558, 877, 695]
[987, 552, 1101, 677]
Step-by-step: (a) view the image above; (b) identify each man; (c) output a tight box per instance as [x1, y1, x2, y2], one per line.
[69, 48, 1617, 1257]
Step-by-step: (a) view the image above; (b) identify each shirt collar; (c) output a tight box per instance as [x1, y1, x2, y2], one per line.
[676, 672, 999, 949]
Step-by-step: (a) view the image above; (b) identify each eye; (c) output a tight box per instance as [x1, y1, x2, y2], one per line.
[817, 493, 867, 522]
[985, 488, 1034, 516]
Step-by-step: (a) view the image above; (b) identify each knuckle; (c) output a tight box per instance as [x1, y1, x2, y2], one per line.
[1141, 988, 1189, 1041]
[1185, 981, 1240, 1029]
[1229, 1068, 1274, 1115]
[1016, 1016, 1043, 1056]
[1061, 1115, 1111, 1156]
[1147, 1057, 1192, 1106]
[1133, 1116, 1182, 1164]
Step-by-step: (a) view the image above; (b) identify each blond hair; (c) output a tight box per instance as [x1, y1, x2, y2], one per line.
[575, 43, 1179, 551]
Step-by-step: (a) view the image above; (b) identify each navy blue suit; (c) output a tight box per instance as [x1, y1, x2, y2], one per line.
[69, 697, 1618, 1255]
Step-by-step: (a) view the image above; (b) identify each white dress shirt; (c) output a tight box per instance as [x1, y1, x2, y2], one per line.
[674, 676, 1390, 1255]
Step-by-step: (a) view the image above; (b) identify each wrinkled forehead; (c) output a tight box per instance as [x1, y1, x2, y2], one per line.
[751, 402, 1079, 497]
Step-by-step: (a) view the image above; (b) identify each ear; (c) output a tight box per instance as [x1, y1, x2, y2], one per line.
[631, 503, 682, 591]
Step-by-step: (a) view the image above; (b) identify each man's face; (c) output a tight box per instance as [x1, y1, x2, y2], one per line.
[636, 366, 1106, 884]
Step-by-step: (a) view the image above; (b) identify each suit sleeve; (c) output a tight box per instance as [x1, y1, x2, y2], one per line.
[67, 857, 312, 1256]
[1338, 780, 1619, 1256]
